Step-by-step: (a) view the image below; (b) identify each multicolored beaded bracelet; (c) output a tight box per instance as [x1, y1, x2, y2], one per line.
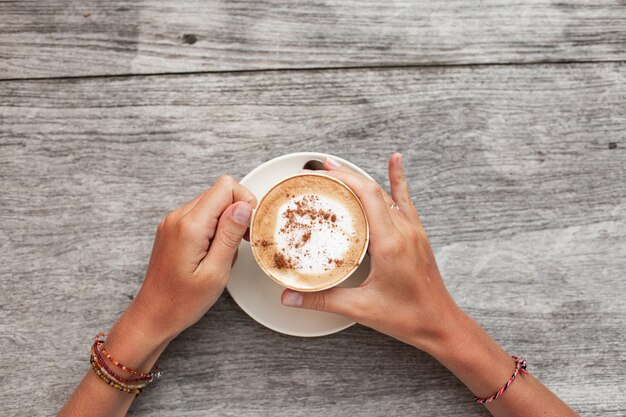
[92, 345, 151, 386]
[92, 361, 150, 392]
[90, 332, 162, 395]
[94, 332, 162, 379]
[475, 356, 529, 404]
[93, 343, 152, 383]
[91, 354, 146, 392]
[90, 355, 143, 395]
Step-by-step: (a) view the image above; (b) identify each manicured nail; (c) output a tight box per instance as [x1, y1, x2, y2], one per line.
[232, 204, 252, 225]
[282, 291, 303, 307]
[325, 156, 342, 169]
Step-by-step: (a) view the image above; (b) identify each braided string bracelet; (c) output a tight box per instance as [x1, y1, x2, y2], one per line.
[475, 356, 529, 405]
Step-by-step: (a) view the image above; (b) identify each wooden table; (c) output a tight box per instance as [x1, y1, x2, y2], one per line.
[1, 1, 625, 416]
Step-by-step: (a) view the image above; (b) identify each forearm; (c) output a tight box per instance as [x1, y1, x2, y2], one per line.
[58, 301, 171, 417]
[427, 307, 578, 417]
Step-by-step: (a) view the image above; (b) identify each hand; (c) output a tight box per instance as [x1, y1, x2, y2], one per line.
[58, 176, 258, 417]
[130, 175, 257, 343]
[281, 154, 460, 353]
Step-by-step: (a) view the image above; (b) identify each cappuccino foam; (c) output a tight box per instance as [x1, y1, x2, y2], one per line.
[251, 174, 368, 291]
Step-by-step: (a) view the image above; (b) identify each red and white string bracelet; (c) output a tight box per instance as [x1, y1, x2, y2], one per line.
[475, 356, 529, 405]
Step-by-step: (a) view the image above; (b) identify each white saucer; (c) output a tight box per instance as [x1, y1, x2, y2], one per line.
[226, 152, 372, 337]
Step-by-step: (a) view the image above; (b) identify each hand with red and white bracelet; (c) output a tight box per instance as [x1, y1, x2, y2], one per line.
[281, 154, 579, 417]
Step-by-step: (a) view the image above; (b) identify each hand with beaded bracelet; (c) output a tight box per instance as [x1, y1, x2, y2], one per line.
[58, 176, 257, 417]
[279, 154, 579, 417]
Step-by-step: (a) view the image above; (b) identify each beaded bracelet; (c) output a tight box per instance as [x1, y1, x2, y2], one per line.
[475, 356, 529, 404]
[90, 332, 162, 395]
[92, 345, 151, 387]
[94, 343, 153, 383]
[90, 355, 143, 395]
[94, 333, 161, 379]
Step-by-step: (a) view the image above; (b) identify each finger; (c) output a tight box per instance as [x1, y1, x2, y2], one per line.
[231, 249, 239, 267]
[281, 287, 365, 319]
[388, 153, 422, 225]
[324, 169, 397, 240]
[200, 201, 253, 277]
[323, 156, 354, 174]
[183, 176, 257, 241]
[168, 192, 205, 223]
[373, 184, 406, 229]
[324, 156, 399, 222]
[378, 185, 396, 211]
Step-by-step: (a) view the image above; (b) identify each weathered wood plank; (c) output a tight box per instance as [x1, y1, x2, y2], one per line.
[2, 0, 626, 79]
[0, 63, 624, 416]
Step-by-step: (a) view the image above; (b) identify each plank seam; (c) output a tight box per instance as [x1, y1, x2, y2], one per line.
[1, 59, 626, 82]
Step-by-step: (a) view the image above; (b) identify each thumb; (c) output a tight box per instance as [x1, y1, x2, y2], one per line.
[203, 201, 253, 274]
[281, 287, 364, 319]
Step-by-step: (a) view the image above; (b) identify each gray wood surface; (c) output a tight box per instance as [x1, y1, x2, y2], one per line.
[2, 0, 626, 415]
[1, 63, 625, 416]
[2, 0, 626, 79]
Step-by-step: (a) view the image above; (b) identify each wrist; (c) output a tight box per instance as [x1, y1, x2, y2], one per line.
[127, 292, 179, 345]
[103, 300, 172, 374]
[425, 306, 516, 398]
[410, 294, 465, 356]
[423, 303, 472, 359]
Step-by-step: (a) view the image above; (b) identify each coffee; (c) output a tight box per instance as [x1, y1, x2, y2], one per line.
[250, 173, 368, 291]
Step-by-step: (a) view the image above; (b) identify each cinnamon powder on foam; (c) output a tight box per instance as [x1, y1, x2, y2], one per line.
[272, 194, 341, 271]
[251, 176, 366, 284]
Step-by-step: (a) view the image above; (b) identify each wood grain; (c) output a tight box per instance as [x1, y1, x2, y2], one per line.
[1, 64, 625, 416]
[2, 0, 626, 79]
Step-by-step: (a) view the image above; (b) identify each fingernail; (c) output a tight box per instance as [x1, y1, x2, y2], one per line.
[397, 153, 404, 169]
[282, 291, 303, 307]
[232, 204, 252, 225]
[325, 156, 342, 169]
